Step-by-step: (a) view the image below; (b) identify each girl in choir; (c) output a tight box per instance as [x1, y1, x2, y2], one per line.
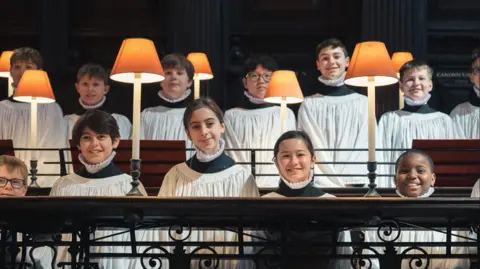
[297, 38, 367, 187]
[158, 97, 259, 268]
[362, 150, 471, 269]
[50, 109, 146, 269]
[65, 63, 132, 139]
[450, 47, 480, 139]
[141, 53, 194, 158]
[224, 56, 296, 188]
[378, 60, 464, 188]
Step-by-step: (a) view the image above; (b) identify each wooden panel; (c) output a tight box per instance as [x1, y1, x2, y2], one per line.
[69, 140, 186, 188]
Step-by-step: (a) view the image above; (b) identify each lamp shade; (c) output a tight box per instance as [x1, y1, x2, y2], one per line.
[0, 51, 13, 78]
[110, 38, 164, 83]
[391, 52, 414, 73]
[264, 70, 304, 104]
[187, 52, 213, 80]
[345, 41, 398, 87]
[13, 70, 55, 103]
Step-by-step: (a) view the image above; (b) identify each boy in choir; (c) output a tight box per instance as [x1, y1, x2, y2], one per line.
[223, 55, 297, 188]
[50, 109, 146, 269]
[361, 150, 471, 269]
[158, 97, 259, 269]
[378, 60, 464, 188]
[141, 53, 194, 158]
[0, 47, 66, 187]
[297, 38, 368, 188]
[450, 47, 480, 138]
[65, 63, 132, 139]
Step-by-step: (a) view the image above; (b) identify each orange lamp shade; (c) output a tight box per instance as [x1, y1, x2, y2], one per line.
[391, 52, 414, 73]
[110, 38, 164, 83]
[264, 70, 304, 104]
[13, 70, 55, 103]
[345, 41, 398, 87]
[187, 52, 213, 80]
[0, 51, 13, 78]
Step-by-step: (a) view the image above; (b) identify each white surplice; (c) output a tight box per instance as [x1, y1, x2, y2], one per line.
[450, 102, 480, 139]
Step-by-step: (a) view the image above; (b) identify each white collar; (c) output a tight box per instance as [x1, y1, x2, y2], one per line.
[318, 72, 346, 87]
[195, 138, 225, 163]
[158, 89, 191, 103]
[404, 93, 431, 106]
[78, 151, 116, 174]
[279, 169, 313, 189]
[395, 187, 435, 198]
[244, 91, 267, 104]
[473, 86, 480, 98]
[79, 96, 106, 109]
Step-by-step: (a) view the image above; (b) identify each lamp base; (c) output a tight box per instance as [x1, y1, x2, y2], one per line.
[29, 160, 40, 188]
[364, 161, 381, 197]
[127, 159, 144, 196]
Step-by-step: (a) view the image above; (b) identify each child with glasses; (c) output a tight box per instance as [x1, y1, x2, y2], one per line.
[450, 47, 480, 138]
[0, 155, 28, 196]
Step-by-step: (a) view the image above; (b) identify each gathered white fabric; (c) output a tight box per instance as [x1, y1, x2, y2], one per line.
[404, 93, 431, 106]
[279, 169, 313, 189]
[78, 151, 116, 174]
[78, 96, 106, 109]
[395, 187, 435, 198]
[474, 86, 480, 98]
[195, 138, 225, 162]
[140, 105, 193, 158]
[224, 106, 296, 188]
[243, 90, 267, 104]
[0, 99, 67, 187]
[65, 113, 131, 139]
[377, 111, 465, 188]
[49, 173, 146, 269]
[297, 93, 371, 186]
[450, 101, 480, 139]
[157, 88, 191, 103]
[317, 72, 346, 87]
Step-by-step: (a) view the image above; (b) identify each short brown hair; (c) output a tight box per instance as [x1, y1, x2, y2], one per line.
[77, 63, 109, 84]
[162, 54, 195, 81]
[0, 155, 28, 184]
[316, 38, 349, 60]
[72, 110, 120, 146]
[183, 97, 224, 130]
[399, 59, 434, 82]
[10, 47, 43, 69]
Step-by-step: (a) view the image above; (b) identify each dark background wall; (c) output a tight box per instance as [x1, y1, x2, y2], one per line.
[0, 0, 479, 119]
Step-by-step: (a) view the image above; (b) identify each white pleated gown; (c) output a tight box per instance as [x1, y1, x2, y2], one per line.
[224, 106, 296, 188]
[450, 100, 480, 139]
[297, 93, 371, 186]
[0, 99, 67, 187]
[377, 109, 465, 187]
[49, 172, 147, 269]
[135, 162, 259, 269]
[141, 106, 193, 158]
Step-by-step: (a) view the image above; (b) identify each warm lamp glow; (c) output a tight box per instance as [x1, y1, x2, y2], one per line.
[13, 70, 55, 103]
[110, 38, 164, 83]
[187, 52, 213, 80]
[391, 52, 414, 74]
[345, 41, 398, 87]
[264, 71, 304, 104]
[0, 51, 13, 78]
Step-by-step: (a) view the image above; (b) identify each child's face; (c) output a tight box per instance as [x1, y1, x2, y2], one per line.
[274, 138, 315, 183]
[186, 107, 225, 155]
[0, 166, 27, 197]
[75, 75, 109, 106]
[10, 60, 39, 88]
[316, 46, 349, 80]
[470, 58, 480, 89]
[400, 67, 433, 101]
[161, 67, 192, 99]
[78, 127, 119, 165]
[243, 65, 273, 99]
[395, 153, 436, 197]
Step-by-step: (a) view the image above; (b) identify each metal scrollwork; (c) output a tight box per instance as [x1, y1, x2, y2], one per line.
[190, 246, 219, 269]
[376, 220, 401, 243]
[402, 246, 430, 269]
[29, 244, 58, 269]
[350, 244, 379, 269]
[140, 246, 170, 269]
[253, 246, 281, 269]
[168, 221, 192, 242]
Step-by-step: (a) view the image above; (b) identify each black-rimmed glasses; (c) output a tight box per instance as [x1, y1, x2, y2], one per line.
[247, 72, 272, 82]
[0, 177, 25, 189]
